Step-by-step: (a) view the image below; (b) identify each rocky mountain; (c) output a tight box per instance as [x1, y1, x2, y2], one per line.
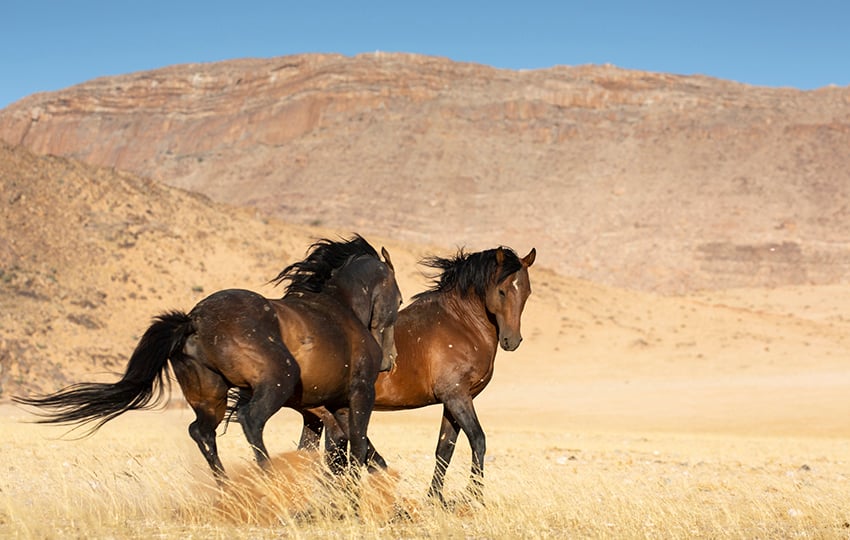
[2, 53, 850, 292]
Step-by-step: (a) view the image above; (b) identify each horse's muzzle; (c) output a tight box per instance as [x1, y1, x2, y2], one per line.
[500, 335, 522, 351]
[380, 346, 397, 372]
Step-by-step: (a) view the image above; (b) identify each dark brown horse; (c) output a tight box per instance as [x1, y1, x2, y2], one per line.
[298, 245, 535, 503]
[14, 235, 402, 478]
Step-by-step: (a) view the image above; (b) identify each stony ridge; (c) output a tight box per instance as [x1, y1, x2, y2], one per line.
[2, 53, 850, 292]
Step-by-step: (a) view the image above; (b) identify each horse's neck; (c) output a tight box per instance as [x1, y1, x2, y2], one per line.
[439, 290, 498, 348]
[326, 280, 370, 328]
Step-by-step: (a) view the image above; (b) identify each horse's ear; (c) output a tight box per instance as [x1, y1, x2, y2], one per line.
[522, 248, 536, 267]
[381, 247, 395, 271]
[495, 247, 506, 265]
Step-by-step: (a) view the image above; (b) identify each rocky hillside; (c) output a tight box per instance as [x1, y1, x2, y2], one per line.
[0, 143, 429, 398]
[2, 53, 850, 292]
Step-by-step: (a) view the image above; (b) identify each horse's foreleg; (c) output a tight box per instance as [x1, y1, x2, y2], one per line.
[346, 382, 376, 470]
[365, 437, 387, 472]
[337, 381, 374, 516]
[322, 408, 347, 474]
[438, 398, 486, 503]
[320, 408, 387, 474]
[429, 405, 461, 504]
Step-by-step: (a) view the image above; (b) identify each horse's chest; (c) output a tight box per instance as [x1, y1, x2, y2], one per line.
[466, 355, 496, 397]
[445, 323, 498, 394]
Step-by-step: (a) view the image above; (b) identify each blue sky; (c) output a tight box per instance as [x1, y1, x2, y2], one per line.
[2, 1, 849, 109]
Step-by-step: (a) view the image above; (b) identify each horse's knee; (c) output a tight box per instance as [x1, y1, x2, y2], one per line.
[468, 431, 486, 459]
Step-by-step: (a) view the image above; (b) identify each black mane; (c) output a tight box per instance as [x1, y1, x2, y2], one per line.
[270, 235, 379, 296]
[414, 247, 523, 300]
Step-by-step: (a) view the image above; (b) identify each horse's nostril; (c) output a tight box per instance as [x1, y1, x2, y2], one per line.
[501, 336, 522, 350]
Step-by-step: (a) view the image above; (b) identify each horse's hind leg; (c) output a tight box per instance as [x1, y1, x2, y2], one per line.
[239, 378, 295, 469]
[172, 362, 229, 477]
[298, 408, 325, 451]
[189, 407, 226, 476]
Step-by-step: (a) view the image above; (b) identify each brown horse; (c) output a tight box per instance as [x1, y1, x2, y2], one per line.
[298, 245, 535, 503]
[14, 235, 402, 478]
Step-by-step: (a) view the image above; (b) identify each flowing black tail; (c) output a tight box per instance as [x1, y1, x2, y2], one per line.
[12, 311, 194, 434]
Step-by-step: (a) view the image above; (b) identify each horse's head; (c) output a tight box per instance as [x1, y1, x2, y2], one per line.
[273, 235, 402, 372]
[485, 247, 535, 351]
[369, 247, 402, 371]
[334, 246, 402, 372]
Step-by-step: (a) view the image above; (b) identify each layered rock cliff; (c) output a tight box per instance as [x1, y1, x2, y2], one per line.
[2, 53, 850, 292]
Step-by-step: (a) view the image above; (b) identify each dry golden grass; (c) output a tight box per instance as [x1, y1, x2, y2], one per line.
[2, 404, 849, 539]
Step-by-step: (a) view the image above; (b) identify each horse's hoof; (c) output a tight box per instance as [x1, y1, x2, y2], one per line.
[291, 508, 317, 523]
[366, 461, 387, 474]
[426, 490, 449, 509]
[463, 487, 485, 508]
[388, 503, 413, 522]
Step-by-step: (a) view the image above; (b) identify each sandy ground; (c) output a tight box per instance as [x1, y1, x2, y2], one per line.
[476, 275, 850, 439]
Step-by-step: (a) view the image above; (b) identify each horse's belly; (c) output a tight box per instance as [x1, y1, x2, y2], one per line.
[373, 371, 436, 410]
[289, 343, 351, 407]
[295, 375, 348, 407]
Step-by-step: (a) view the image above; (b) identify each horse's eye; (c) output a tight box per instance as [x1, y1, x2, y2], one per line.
[498, 289, 506, 298]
